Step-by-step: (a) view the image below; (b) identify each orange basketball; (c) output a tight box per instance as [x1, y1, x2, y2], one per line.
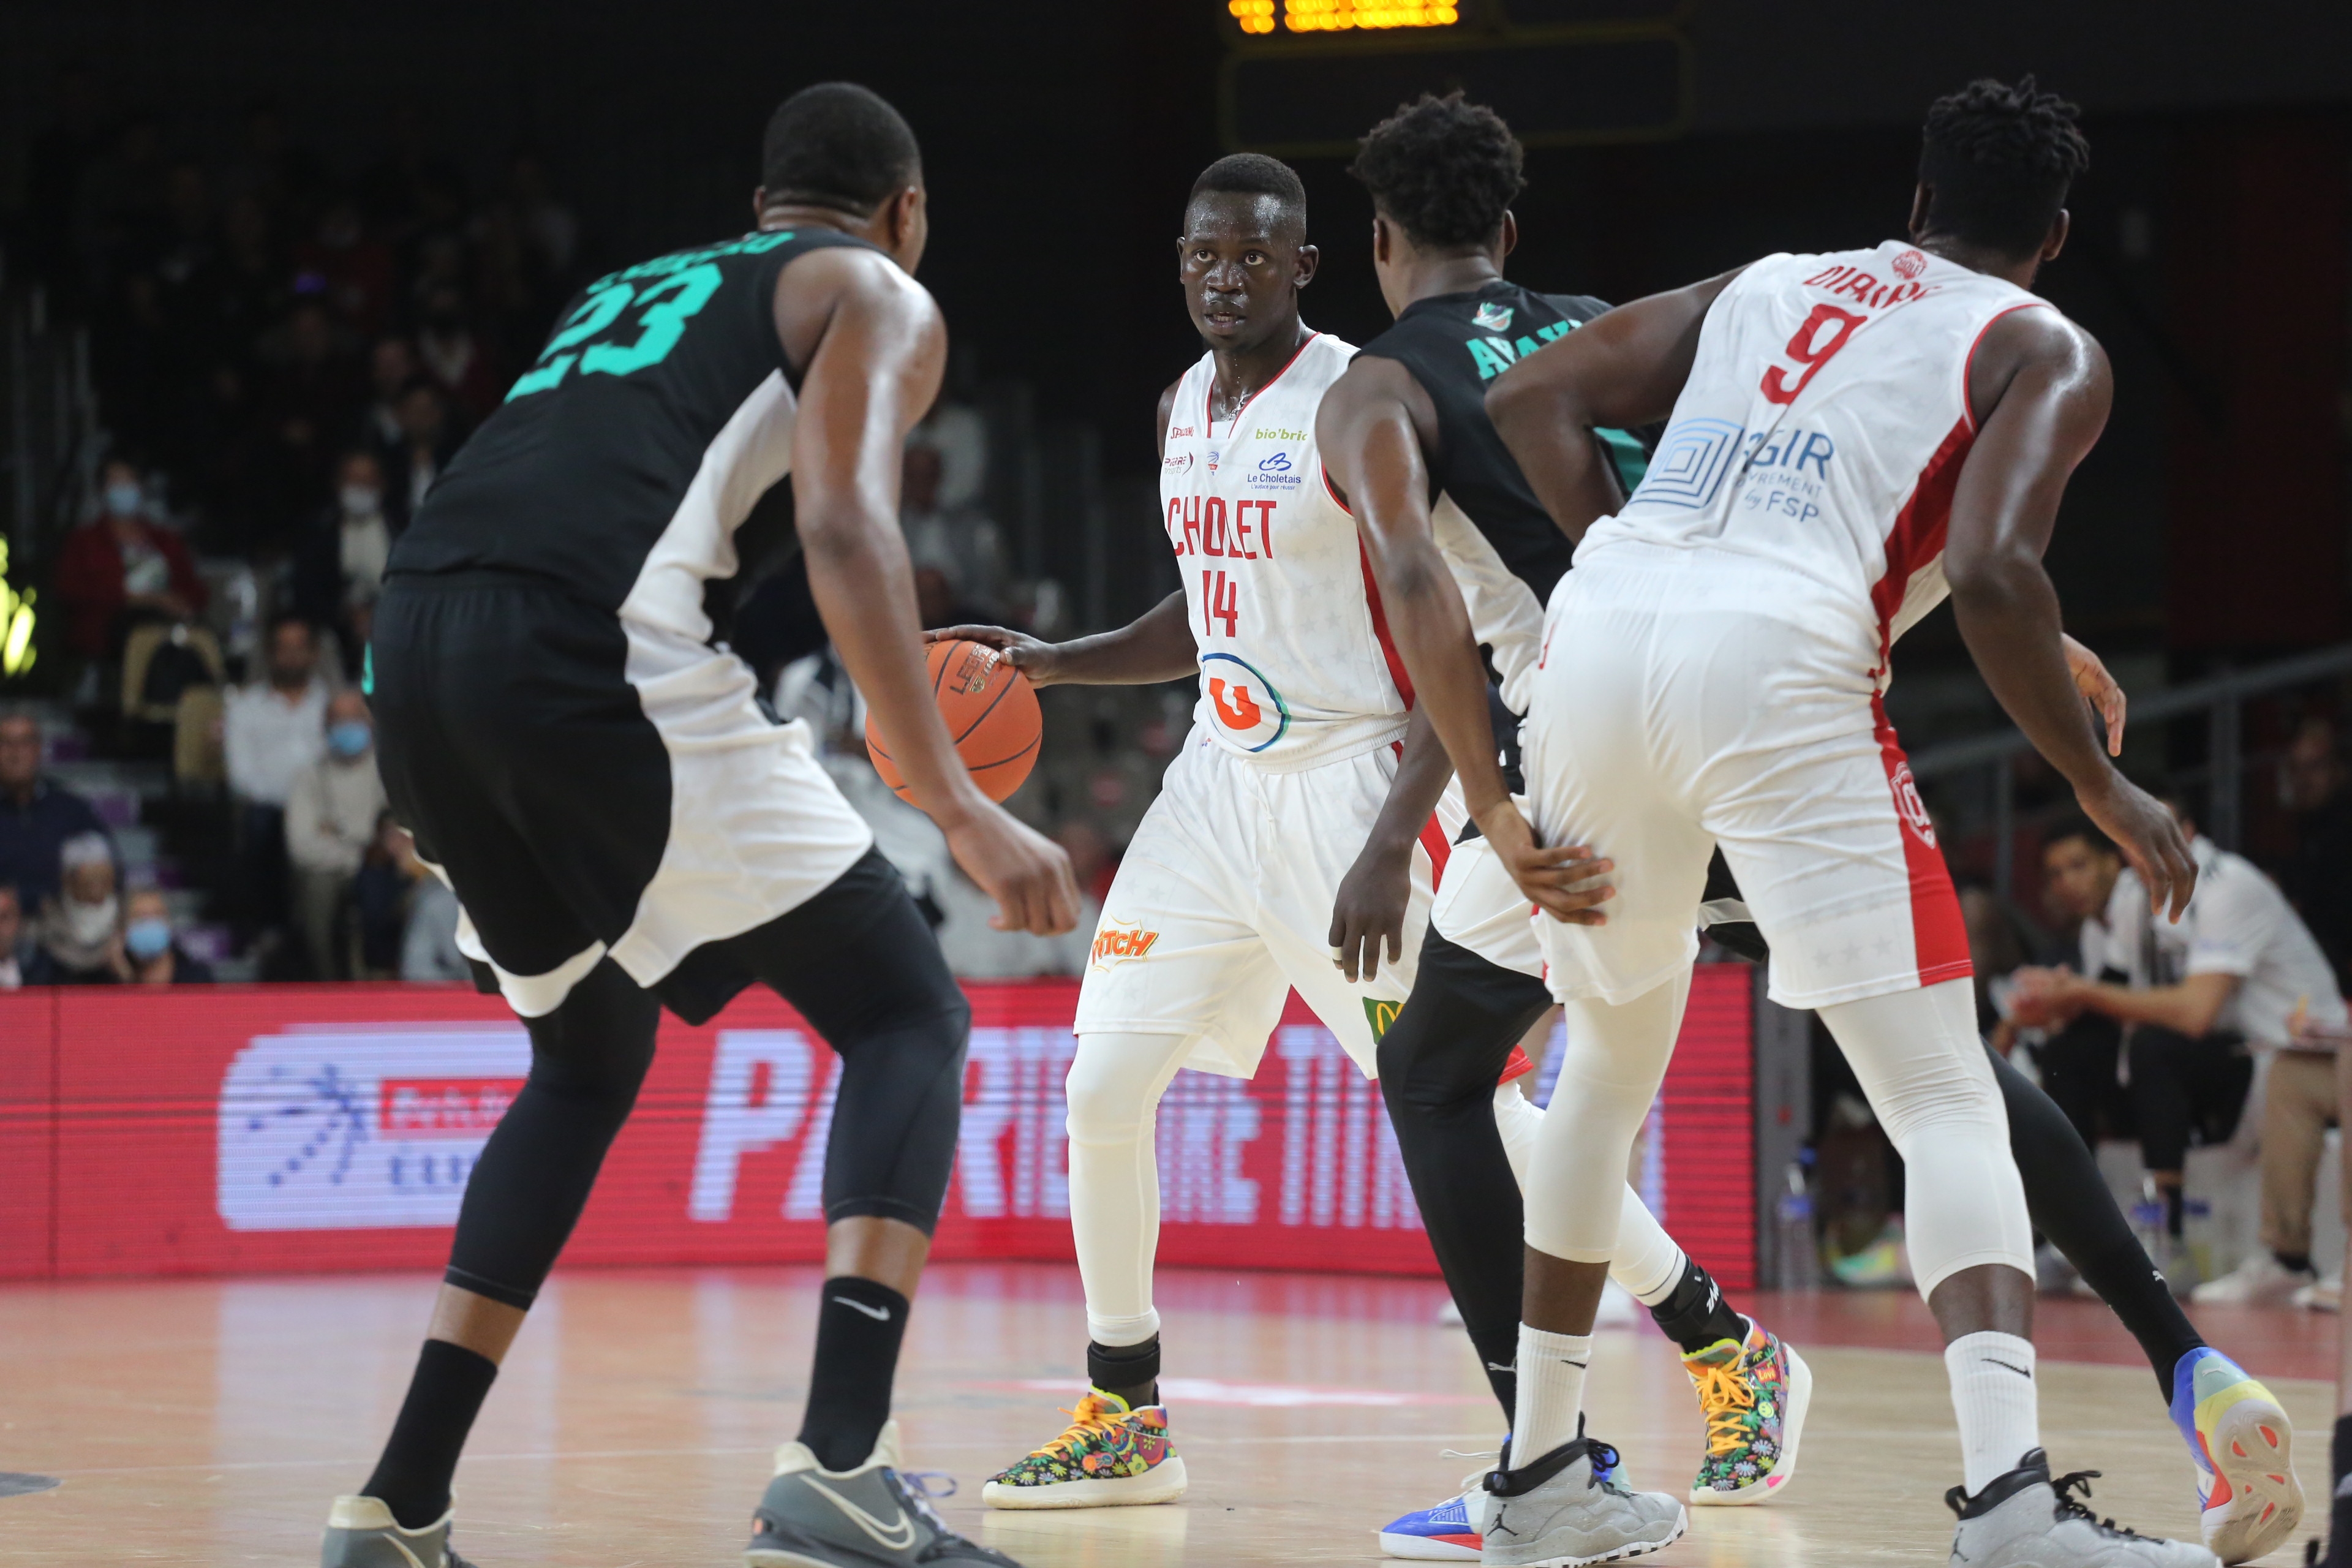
[865, 639, 1042, 806]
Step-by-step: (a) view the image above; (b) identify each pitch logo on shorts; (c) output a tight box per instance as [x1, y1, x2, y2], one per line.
[1091, 921, 1161, 970]
[1199, 651, 1290, 752]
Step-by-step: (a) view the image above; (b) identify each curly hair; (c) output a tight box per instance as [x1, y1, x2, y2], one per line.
[1348, 92, 1524, 251]
[1918, 77, 2090, 257]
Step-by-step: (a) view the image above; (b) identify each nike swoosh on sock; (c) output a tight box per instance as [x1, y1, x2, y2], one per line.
[832, 1297, 892, 1322]
[1986, 1359, 2032, 1378]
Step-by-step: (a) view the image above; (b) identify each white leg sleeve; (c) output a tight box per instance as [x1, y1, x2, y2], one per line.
[1525, 969, 1692, 1263]
[1494, 1077, 1687, 1301]
[1064, 1031, 1194, 1347]
[1815, 976, 2033, 1298]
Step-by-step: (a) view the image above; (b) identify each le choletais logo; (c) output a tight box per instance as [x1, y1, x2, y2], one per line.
[1090, 920, 1160, 970]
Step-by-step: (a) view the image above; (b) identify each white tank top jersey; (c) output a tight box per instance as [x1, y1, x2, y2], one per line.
[1159, 331, 1414, 770]
[1577, 239, 2051, 681]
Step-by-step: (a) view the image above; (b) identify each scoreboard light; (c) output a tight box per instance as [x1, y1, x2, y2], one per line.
[1227, 0, 1462, 32]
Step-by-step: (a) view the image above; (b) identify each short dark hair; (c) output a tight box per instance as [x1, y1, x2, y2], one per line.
[2043, 813, 2117, 861]
[1187, 153, 1307, 234]
[1348, 92, 1524, 251]
[761, 83, 921, 218]
[1918, 77, 2090, 257]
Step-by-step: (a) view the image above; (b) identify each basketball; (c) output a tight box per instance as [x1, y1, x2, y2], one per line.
[865, 638, 1042, 805]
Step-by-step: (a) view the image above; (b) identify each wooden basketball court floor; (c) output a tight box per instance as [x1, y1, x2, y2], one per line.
[0, 1264, 2338, 1566]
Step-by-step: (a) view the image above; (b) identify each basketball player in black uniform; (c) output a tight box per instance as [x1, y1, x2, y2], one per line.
[320, 85, 1072, 1568]
[1322, 91, 2294, 1564]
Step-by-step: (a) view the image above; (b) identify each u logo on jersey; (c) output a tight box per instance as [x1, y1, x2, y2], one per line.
[1200, 652, 1289, 752]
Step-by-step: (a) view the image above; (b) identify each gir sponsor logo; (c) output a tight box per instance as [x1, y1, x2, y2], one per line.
[1091, 921, 1162, 969]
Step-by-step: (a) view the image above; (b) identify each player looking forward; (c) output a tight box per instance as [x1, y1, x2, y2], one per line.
[324, 84, 1072, 1568]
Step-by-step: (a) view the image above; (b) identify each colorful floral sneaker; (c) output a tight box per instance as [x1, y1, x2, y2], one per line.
[1684, 1317, 1812, 1506]
[2169, 1346, 2301, 1564]
[979, 1389, 1186, 1510]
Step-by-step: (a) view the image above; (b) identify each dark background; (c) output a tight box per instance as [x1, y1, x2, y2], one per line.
[3, 0, 2350, 770]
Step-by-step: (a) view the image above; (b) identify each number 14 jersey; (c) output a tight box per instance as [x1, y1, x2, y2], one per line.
[1161, 330, 1414, 771]
[1579, 239, 2048, 682]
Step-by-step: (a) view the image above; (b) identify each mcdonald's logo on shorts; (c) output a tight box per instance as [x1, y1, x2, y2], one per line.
[1362, 998, 1403, 1041]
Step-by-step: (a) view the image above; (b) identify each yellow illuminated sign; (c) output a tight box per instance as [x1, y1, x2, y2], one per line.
[1227, 0, 1460, 33]
[0, 540, 37, 677]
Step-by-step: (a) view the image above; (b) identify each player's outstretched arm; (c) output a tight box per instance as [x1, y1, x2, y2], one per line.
[929, 590, 1198, 687]
[1329, 704, 1452, 981]
[1486, 270, 1738, 540]
[1945, 308, 2193, 919]
[1320, 356, 1611, 925]
[783, 248, 1077, 935]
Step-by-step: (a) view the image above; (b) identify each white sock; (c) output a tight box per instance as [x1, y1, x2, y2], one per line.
[1944, 1331, 2039, 1496]
[1510, 1325, 1592, 1470]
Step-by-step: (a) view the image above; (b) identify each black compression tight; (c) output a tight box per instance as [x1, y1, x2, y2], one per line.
[445, 850, 971, 1308]
[1986, 1042, 2204, 1393]
[446, 957, 660, 1307]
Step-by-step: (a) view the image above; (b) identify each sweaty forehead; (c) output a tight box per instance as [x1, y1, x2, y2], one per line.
[1183, 190, 1305, 246]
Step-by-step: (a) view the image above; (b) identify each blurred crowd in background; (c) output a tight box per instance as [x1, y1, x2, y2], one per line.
[0, 67, 1176, 987]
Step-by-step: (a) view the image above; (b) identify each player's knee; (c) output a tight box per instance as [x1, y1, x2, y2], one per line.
[1064, 1035, 1172, 1147]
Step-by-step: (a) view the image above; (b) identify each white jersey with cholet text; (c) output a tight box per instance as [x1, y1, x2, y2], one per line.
[1576, 239, 2051, 684]
[1160, 331, 1412, 771]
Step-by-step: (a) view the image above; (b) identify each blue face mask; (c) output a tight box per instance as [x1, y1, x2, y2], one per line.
[105, 481, 145, 518]
[328, 720, 372, 759]
[124, 917, 173, 962]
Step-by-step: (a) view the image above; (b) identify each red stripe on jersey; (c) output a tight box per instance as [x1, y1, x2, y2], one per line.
[1499, 1043, 1536, 1084]
[1868, 413, 1974, 671]
[1359, 540, 1417, 708]
[1959, 302, 2054, 434]
[1872, 691, 1973, 989]
[1389, 739, 1452, 888]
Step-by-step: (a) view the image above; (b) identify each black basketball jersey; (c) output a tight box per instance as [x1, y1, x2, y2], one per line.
[1352, 278, 1648, 607]
[1351, 278, 1649, 712]
[391, 227, 879, 625]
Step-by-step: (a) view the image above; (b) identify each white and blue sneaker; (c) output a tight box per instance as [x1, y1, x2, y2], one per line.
[2168, 1347, 2301, 1564]
[1378, 1444, 1623, 1561]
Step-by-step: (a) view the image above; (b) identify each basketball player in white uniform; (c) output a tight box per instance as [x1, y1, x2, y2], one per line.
[934, 154, 1746, 1520]
[1357, 78, 2212, 1567]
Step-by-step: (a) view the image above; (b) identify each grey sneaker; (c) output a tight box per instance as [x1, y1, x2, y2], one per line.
[747, 1420, 1022, 1566]
[1947, 1450, 2217, 1568]
[320, 1496, 473, 1568]
[1479, 1433, 1686, 1567]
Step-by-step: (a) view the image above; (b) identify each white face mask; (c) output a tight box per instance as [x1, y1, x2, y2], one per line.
[63, 894, 118, 948]
[104, 481, 145, 518]
[339, 484, 382, 518]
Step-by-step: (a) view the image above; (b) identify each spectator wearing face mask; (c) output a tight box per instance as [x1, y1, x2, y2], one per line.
[53, 456, 206, 660]
[296, 450, 395, 665]
[0, 710, 110, 912]
[285, 688, 387, 979]
[118, 887, 211, 985]
[37, 832, 123, 983]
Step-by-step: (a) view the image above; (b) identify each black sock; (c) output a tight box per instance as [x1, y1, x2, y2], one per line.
[1648, 1259, 1748, 1355]
[361, 1339, 499, 1530]
[1465, 1318, 1518, 1418]
[2277, 1251, 2314, 1275]
[2164, 1186, 2186, 1238]
[1086, 1336, 1161, 1408]
[797, 1277, 910, 1472]
[2329, 1414, 2352, 1562]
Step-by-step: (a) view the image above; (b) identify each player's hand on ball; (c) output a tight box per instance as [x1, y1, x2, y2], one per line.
[925, 623, 1065, 687]
[1476, 801, 1614, 925]
[2080, 772, 2196, 922]
[2060, 633, 2127, 757]
[945, 802, 1080, 935]
[1328, 840, 1412, 982]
